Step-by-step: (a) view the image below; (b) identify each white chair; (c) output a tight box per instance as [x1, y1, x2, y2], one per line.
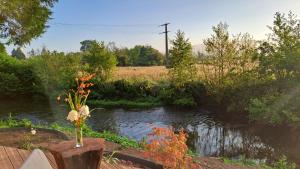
[20, 149, 53, 169]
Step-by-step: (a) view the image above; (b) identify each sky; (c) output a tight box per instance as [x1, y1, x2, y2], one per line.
[7, 0, 300, 54]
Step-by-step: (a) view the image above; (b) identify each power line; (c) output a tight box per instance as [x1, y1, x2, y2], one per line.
[50, 22, 159, 28]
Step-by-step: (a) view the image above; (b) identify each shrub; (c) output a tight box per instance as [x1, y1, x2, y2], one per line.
[158, 81, 206, 107]
[248, 93, 300, 125]
[29, 52, 83, 96]
[143, 127, 200, 169]
[271, 156, 296, 169]
[91, 79, 156, 100]
[0, 53, 38, 97]
[173, 98, 196, 107]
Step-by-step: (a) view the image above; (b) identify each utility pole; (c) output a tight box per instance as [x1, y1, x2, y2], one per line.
[160, 23, 170, 65]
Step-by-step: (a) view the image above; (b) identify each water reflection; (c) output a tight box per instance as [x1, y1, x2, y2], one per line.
[0, 99, 299, 165]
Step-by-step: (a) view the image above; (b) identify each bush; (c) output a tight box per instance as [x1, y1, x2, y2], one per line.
[271, 156, 296, 169]
[143, 127, 200, 169]
[91, 79, 156, 100]
[0, 53, 38, 97]
[158, 81, 207, 107]
[29, 52, 83, 96]
[248, 93, 300, 125]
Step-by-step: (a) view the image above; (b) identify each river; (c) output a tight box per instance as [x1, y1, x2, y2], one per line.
[0, 97, 299, 166]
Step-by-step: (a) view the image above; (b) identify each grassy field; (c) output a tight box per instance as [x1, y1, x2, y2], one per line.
[113, 65, 217, 82]
[113, 66, 169, 81]
[113, 64, 256, 83]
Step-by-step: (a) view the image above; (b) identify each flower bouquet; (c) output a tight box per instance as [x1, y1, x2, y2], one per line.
[66, 73, 94, 148]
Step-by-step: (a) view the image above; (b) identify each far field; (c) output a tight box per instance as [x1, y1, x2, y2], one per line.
[113, 65, 235, 82]
[114, 66, 169, 81]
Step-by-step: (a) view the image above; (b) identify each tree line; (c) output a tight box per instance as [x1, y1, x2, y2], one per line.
[10, 40, 165, 67]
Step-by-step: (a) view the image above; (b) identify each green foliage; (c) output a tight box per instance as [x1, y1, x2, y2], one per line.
[0, 52, 38, 97]
[0, 43, 5, 54]
[113, 45, 164, 66]
[222, 155, 258, 167]
[222, 155, 296, 169]
[0, 115, 32, 128]
[29, 51, 83, 95]
[169, 30, 197, 86]
[89, 78, 206, 108]
[88, 98, 161, 109]
[80, 40, 98, 52]
[271, 156, 296, 169]
[173, 98, 196, 107]
[91, 79, 156, 100]
[198, 12, 300, 126]
[202, 22, 256, 87]
[80, 124, 140, 148]
[82, 41, 117, 80]
[114, 48, 130, 66]
[158, 81, 206, 107]
[248, 92, 300, 125]
[11, 47, 25, 59]
[0, 0, 57, 45]
[129, 45, 164, 66]
[255, 12, 300, 80]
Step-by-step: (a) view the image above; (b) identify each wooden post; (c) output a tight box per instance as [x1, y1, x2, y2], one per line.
[48, 138, 104, 169]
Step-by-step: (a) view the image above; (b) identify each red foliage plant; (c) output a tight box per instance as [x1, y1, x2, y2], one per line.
[143, 127, 201, 169]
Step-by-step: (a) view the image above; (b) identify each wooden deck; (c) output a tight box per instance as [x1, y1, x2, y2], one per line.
[0, 146, 141, 169]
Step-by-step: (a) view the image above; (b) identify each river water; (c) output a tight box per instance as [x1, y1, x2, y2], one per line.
[0, 97, 299, 166]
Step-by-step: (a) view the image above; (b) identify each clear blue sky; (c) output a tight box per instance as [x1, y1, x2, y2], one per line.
[8, 0, 300, 54]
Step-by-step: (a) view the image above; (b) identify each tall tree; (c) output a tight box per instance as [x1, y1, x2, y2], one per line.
[132, 45, 164, 66]
[0, 0, 57, 46]
[203, 22, 235, 86]
[80, 40, 98, 52]
[11, 47, 25, 59]
[82, 41, 117, 80]
[169, 30, 197, 86]
[203, 22, 256, 86]
[256, 12, 300, 80]
[114, 48, 130, 66]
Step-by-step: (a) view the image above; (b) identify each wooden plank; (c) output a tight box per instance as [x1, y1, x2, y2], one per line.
[113, 163, 128, 169]
[4, 147, 24, 169]
[100, 161, 111, 169]
[17, 149, 30, 161]
[105, 162, 119, 169]
[0, 146, 15, 169]
[101, 161, 141, 169]
[45, 152, 58, 169]
[120, 164, 135, 169]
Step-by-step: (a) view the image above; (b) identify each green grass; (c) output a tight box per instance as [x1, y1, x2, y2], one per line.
[221, 155, 296, 169]
[0, 116, 140, 149]
[88, 98, 162, 109]
[222, 155, 259, 167]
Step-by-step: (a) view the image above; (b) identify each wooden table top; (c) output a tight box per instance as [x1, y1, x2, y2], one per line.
[48, 138, 104, 158]
[0, 146, 142, 169]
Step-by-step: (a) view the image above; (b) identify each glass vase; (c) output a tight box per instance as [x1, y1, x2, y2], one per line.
[75, 126, 83, 148]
